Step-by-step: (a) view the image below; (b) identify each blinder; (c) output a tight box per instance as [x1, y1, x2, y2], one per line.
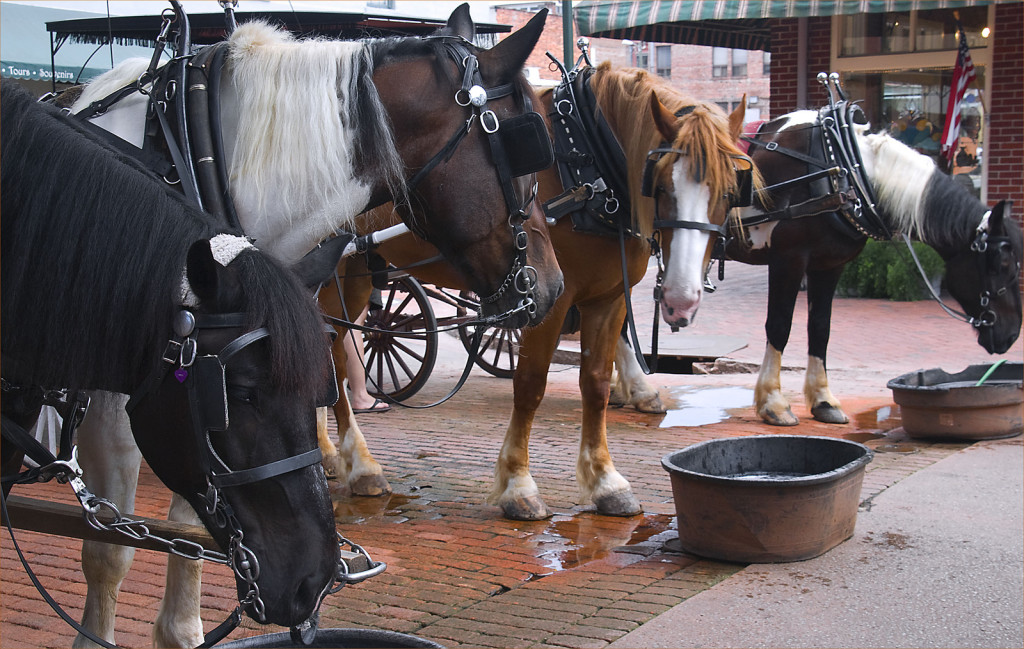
[499, 111, 554, 178]
[729, 154, 754, 208]
[190, 354, 229, 432]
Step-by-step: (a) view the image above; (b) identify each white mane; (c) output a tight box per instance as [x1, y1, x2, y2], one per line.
[857, 126, 936, 240]
[226, 22, 373, 258]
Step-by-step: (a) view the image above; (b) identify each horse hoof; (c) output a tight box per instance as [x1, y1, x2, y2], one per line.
[321, 454, 345, 480]
[760, 407, 799, 426]
[811, 403, 849, 424]
[632, 394, 667, 414]
[595, 491, 643, 517]
[501, 495, 552, 521]
[350, 474, 392, 497]
[608, 386, 627, 407]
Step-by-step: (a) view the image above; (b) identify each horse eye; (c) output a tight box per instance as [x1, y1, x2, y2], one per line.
[227, 385, 259, 405]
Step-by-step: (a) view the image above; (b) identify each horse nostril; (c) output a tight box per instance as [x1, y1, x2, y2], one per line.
[556, 280, 565, 299]
[665, 306, 674, 316]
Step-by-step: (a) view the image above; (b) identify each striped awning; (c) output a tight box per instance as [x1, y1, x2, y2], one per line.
[574, 0, 1001, 50]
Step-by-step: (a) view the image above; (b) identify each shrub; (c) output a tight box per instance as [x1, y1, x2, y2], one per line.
[837, 239, 945, 301]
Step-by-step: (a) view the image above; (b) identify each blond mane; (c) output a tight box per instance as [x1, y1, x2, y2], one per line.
[589, 61, 754, 239]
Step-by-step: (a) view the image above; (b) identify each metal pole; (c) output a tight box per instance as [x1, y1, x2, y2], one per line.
[562, 0, 574, 67]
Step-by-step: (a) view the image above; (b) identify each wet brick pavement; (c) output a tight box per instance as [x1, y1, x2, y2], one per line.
[2, 261, 1021, 648]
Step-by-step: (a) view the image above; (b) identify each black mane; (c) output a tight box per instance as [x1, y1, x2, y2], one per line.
[1, 82, 329, 396]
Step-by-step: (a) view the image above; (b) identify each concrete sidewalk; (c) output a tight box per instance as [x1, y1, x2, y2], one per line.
[610, 438, 1024, 649]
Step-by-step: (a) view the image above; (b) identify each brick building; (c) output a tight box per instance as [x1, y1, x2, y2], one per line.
[494, 3, 771, 121]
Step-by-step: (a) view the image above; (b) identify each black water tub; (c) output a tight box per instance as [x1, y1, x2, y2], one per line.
[218, 629, 443, 648]
[662, 435, 873, 563]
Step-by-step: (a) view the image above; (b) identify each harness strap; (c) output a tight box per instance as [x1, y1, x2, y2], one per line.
[210, 448, 323, 488]
[741, 189, 856, 228]
[187, 43, 235, 227]
[742, 134, 827, 169]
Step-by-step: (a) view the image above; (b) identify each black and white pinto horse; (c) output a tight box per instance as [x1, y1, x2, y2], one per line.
[1, 82, 346, 633]
[613, 97, 1022, 426]
[59, 6, 561, 647]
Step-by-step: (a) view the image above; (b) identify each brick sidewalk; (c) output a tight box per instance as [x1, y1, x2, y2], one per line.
[2, 262, 1019, 648]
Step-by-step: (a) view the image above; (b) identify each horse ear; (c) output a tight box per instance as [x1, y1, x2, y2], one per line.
[478, 8, 548, 84]
[988, 200, 1010, 232]
[441, 3, 476, 41]
[290, 233, 353, 291]
[728, 94, 747, 141]
[650, 91, 680, 143]
[186, 239, 221, 303]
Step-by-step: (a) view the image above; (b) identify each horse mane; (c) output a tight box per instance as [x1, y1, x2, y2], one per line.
[1, 83, 329, 397]
[860, 130, 986, 246]
[226, 22, 407, 232]
[589, 61, 750, 239]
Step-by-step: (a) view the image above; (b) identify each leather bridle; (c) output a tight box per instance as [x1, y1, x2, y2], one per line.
[399, 35, 552, 322]
[124, 308, 337, 625]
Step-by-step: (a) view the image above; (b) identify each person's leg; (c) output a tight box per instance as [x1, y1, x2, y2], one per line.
[344, 303, 388, 412]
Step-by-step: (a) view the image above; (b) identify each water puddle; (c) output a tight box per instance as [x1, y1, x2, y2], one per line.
[852, 404, 902, 432]
[659, 386, 753, 428]
[532, 513, 674, 572]
[332, 492, 419, 525]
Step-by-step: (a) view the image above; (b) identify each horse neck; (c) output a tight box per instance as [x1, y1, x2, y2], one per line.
[222, 32, 395, 263]
[859, 131, 986, 257]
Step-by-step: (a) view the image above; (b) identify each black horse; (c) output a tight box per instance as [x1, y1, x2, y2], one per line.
[1, 82, 347, 629]
[728, 98, 1022, 426]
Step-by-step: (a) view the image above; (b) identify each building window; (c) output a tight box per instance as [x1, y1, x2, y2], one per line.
[731, 49, 748, 77]
[840, 6, 988, 56]
[636, 50, 649, 70]
[716, 101, 730, 113]
[842, 68, 986, 197]
[655, 45, 671, 78]
[711, 47, 728, 77]
[762, 51, 771, 75]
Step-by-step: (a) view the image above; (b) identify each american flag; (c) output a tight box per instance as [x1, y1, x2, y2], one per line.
[940, 24, 978, 163]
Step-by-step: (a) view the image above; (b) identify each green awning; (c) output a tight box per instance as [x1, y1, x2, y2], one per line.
[574, 0, 1004, 50]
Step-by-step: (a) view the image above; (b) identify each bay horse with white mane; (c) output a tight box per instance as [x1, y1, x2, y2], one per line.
[2, 82, 345, 634]
[322, 60, 755, 520]
[613, 78, 1022, 426]
[64, 5, 562, 646]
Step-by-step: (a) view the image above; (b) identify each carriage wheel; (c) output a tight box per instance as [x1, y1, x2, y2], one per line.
[458, 315, 520, 379]
[363, 275, 438, 401]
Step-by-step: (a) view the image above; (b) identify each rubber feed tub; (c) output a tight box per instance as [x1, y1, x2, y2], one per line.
[887, 361, 1022, 440]
[217, 629, 443, 648]
[662, 435, 873, 563]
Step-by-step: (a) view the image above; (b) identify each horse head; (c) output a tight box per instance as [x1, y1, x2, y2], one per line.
[372, 5, 563, 329]
[943, 200, 1023, 354]
[127, 237, 346, 627]
[645, 91, 755, 329]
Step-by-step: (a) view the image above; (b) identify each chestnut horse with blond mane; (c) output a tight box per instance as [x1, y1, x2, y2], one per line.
[321, 60, 756, 519]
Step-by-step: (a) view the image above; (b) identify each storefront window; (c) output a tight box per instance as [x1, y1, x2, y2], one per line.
[841, 7, 990, 56]
[841, 12, 911, 55]
[915, 6, 989, 50]
[843, 69, 986, 197]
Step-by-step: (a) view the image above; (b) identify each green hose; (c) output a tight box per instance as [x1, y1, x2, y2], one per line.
[975, 359, 1008, 387]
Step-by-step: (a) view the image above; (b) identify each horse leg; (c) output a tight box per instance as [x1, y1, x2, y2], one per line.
[576, 303, 642, 516]
[610, 331, 666, 414]
[74, 392, 141, 649]
[488, 302, 569, 520]
[803, 268, 849, 424]
[320, 258, 390, 496]
[152, 494, 204, 648]
[755, 259, 804, 426]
